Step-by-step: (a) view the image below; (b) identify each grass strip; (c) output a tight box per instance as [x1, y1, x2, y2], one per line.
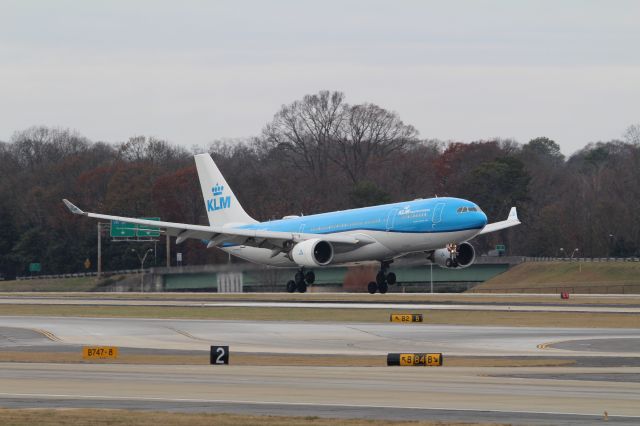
[0, 278, 100, 292]
[3, 291, 640, 305]
[0, 409, 506, 426]
[0, 351, 576, 368]
[0, 304, 638, 328]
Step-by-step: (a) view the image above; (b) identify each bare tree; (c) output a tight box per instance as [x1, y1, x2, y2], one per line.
[623, 124, 640, 145]
[262, 91, 418, 186]
[118, 135, 189, 166]
[262, 90, 345, 180]
[10, 126, 89, 169]
[333, 103, 418, 183]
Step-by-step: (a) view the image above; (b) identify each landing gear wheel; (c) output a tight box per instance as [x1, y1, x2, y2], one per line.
[304, 271, 315, 284]
[386, 272, 397, 285]
[290, 268, 311, 293]
[378, 282, 388, 294]
[368, 282, 377, 294]
[376, 271, 386, 286]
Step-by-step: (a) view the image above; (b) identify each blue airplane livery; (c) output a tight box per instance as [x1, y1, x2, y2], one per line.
[207, 184, 231, 212]
[63, 153, 520, 293]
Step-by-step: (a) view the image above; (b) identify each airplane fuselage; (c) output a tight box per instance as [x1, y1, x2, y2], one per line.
[223, 197, 488, 266]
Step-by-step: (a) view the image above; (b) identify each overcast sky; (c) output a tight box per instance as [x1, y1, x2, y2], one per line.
[1, 0, 638, 154]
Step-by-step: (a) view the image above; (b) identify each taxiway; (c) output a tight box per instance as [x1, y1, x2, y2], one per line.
[2, 316, 640, 356]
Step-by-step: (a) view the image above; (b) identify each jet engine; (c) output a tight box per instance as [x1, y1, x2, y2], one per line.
[431, 242, 475, 269]
[290, 238, 334, 267]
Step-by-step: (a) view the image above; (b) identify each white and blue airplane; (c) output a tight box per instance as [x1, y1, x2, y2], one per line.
[63, 153, 520, 293]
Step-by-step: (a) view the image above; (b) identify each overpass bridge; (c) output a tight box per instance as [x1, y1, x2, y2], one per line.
[139, 256, 521, 293]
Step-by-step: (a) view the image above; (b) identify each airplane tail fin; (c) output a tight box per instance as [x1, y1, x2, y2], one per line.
[194, 154, 257, 227]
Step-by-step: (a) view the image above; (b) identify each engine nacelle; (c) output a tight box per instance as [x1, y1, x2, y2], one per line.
[290, 238, 334, 267]
[432, 242, 476, 269]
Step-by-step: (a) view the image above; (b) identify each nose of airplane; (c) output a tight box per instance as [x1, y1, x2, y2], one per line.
[477, 210, 488, 228]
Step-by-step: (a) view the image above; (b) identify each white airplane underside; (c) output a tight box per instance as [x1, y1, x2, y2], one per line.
[224, 228, 481, 267]
[63, 153, 521, 293]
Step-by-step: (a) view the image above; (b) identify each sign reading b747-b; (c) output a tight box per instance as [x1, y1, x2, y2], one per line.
[83, 346, 118, 359]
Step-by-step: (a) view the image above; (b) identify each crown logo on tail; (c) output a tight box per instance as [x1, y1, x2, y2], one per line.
[212, 183, 224, 196]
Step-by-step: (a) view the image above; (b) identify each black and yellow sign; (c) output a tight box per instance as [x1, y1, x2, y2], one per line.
[390, 314, 423, 323]
[82, 346, 118, 359]
[210, 345, 229, 365]
[387, 352, 442, 366]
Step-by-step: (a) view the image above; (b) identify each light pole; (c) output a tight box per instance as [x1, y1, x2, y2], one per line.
[131, 248, 153, 292]
[608, 234, 615, 258]
[570, 248, 579, 260]
[430, 262, 434, 294]
[97, 222, 110, 279]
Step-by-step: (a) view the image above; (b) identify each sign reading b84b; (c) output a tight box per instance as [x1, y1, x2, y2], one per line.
[387, 352, 442, 366]
[400, 353, 441, 366]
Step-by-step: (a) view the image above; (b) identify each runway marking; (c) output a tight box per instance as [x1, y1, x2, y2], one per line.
[32, 328, 63, 342]
[166, 326, 208, 342]
[537, 341, 554, 350]
[0, 391, 637, 419]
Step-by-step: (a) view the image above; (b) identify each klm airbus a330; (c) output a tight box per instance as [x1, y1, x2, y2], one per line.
[63, 153, 520, 294]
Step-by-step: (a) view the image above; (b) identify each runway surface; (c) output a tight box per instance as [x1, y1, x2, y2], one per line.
[2, 296, 640, 312]
[2, 302, 640, 424]
[2, 316, 640, 356]
[1, 363, 639, 424]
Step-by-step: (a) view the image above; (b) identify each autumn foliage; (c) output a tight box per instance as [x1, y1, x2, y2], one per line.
[0, 92, 639, 278]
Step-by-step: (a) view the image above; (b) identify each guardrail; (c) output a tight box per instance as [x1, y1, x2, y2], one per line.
[478, 283, 640, 294]
[15, 269, 150, 280]
[13, 256, 639, 281]
[523, 257, 640, 262]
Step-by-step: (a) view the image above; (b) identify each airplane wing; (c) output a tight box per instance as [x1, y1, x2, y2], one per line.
[62, 199, 365, 250]
[477, 207, 521, 235]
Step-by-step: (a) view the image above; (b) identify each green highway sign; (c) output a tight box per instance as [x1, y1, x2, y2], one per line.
[110, 218, 160, 238]
[137, 217, 160, 237]
[496, 244, 506, 252]
[110, 220, 136, 238]
[29, 263, 41, 272]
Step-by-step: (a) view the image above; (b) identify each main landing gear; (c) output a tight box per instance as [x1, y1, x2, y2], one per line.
[286, 268, 315, 293]
[368, 260, 396, 294]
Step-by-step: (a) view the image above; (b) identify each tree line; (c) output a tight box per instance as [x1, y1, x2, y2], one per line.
[1, 90, 639, 277]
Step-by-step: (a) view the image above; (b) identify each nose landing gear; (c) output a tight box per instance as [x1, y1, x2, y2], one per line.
[445, 243, 459, 268]
[368, 260, 396, 294]
[286, 268, 315, 293]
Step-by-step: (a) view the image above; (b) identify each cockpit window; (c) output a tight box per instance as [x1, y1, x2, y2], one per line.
[457, 206, 478, 213]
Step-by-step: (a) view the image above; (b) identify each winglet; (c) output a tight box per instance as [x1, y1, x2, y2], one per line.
[478, 206, 521, 235]
[62, 199, 86, 215]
